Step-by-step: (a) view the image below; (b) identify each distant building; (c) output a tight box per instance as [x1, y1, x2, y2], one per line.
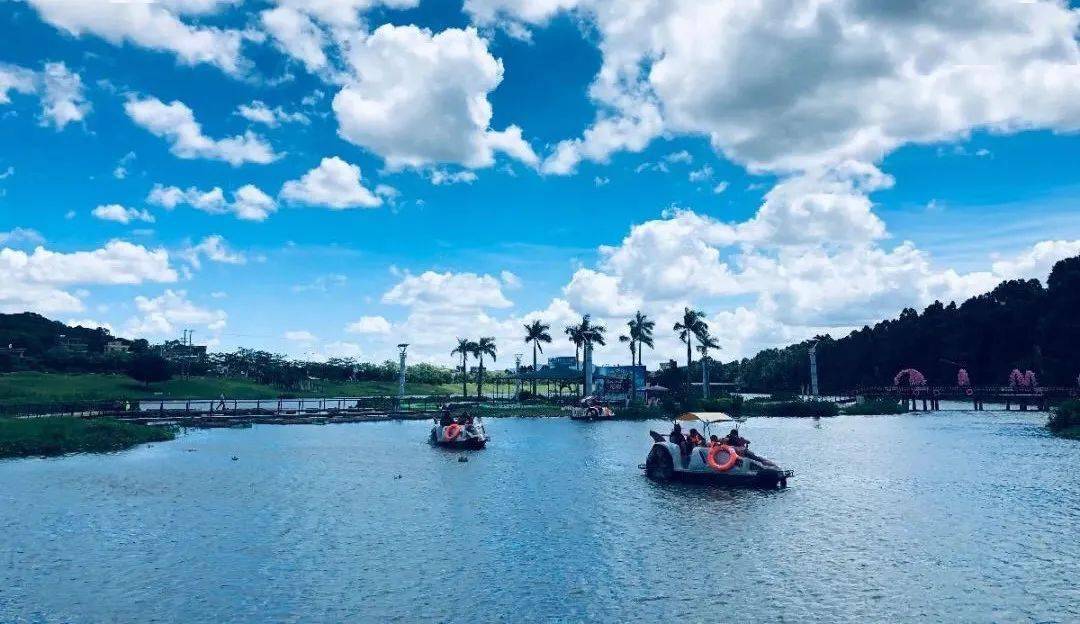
[105, 341, 130, 355]
[3, 344, 27, 359]
[56, 335, 88, 354]
[547, 356, 579, 370]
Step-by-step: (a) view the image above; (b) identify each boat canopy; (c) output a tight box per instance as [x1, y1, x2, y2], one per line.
[676, 411, 740, 424]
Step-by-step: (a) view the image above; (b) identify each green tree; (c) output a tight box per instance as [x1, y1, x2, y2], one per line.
[523, 320, 551, 396]
[673, 307, 708, 388]
[471, 337, 497, 398]
[126, 353, 172, 387]
[628, 311, 655, 366]
[564, 323, 586, 366]
[451, 338, 475, 398]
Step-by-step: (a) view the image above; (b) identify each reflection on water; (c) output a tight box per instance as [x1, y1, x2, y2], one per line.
[1, 413, 1078, 622]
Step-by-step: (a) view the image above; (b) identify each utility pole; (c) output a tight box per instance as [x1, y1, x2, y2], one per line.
[396, 344, 408, 408]
[809, 342, 820, 397]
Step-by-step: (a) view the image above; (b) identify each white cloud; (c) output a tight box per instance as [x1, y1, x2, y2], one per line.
[291, 274, 347, 292]
[148, 183, 277, 221]
[346, 315, 392, 334]
[526, 0, 1080, 176]
[382, 270, 513, 311]
[500, 270, 522, 289]
[271, 0, 419, 28]
[0, 63, 36, 104]
[261, 7, 329, 74]
[66, 318, 114, 333]
[25, 0, 247, 75]
[38, 62, 91, 130]
[280, 156, 381, 209]
[125, 96, 279, 166]
[92, 204, 155, 224]
[991, 240, 1080, 281]
[124, 289, 227, 338]
[430, 169, 478, 186]
[181, 235, 246, 269]
[0, 61, 90, 130]
[113, 151, 136, 180]
[333, 25, 537, 170]
[0, 241, 177, 314]
[688, 165, 712, 183]
[236, 100, 309, 127]
[284, 329, 317, 342]
[0, 227, 45, 247]
[665, 150, 692, 164]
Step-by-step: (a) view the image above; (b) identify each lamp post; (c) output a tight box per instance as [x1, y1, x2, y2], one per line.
[396, 343, 408, 409]
[808, 342, 819, 397]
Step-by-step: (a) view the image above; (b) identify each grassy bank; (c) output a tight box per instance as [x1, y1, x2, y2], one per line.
[0, 372, 462, 405]
[0, 417, 175, 459]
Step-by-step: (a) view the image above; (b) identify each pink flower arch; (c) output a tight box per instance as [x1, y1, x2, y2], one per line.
[894, 368, 927, 387]
[957, 369, 970, 387]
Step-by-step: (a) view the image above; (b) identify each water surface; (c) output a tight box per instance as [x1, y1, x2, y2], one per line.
[1, 413, 1077, 623]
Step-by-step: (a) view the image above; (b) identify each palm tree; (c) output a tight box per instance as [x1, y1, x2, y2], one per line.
[696, 330, 721, 398]
[450, 338, 474, 398]
[564, 324, 586, 366]
[673, 307, 708, 388]
[579, 314, 607, 348]
[627, 311, 655, 366]
[523, 320, 551, 395]
[619, 334, 635, 364]
[471, 337, 497, 399]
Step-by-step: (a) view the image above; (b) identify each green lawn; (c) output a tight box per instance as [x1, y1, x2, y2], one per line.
[0, 417, 175, 459]
[0, 372, 464, 405]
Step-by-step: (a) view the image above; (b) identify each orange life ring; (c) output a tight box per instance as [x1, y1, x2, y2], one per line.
[444, 424, 462, 441]
[707, 444, 738, 472]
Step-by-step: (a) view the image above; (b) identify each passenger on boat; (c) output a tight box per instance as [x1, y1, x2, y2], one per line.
[669, 423, 686, 452]
[708, 434, 721, 446]
[439, 407, 454, 427]
[687, 428, 705, 448]
[722, 429, 777, 467]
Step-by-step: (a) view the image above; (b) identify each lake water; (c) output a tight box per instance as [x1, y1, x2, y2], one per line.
[1, 413, 1078, 623]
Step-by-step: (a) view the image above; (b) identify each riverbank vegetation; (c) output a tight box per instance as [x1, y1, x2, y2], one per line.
[0, 372, 460, 407]
[1047, 401, 1080, 440]
[0, 417, 175, 459]
[701, 256, 1080, 392]
[741, 396, 839, 418]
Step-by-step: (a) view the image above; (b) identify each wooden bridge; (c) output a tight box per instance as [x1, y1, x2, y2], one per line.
[855, 386, 1078, 411]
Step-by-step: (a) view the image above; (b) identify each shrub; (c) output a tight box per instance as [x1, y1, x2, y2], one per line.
[743, 398, 839, 417]
[1047, 400, 1080, 435]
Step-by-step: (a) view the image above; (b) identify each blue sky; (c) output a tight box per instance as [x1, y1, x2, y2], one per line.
[2, 0, 1079, 366]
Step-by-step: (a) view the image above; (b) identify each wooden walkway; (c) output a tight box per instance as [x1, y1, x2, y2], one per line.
[855, 386, 1078, 411]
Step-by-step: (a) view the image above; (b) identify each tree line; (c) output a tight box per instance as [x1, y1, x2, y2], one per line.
[715, 255, 1080, 393]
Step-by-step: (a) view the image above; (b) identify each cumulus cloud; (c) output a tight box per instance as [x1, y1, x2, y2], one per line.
[0, 61, 91, 130]
[123, 289, 227, 338]
[280, 156, 381, 209]
[25, 0, 247, 75]
[0, 241, 177, 314]
[261, 7, 329, 74]
[522, 0, 1080, 176]
[148, 183, 277, 221]
[92, 204, 155, 224]
[284, 329, 317, 342]
[125, 96, 279, 166]
[346, 315, 392, 334]
[181, 235, 246, 269]
[382, 270, 513, 311]
[0, 227, 45, 247]
[237, 100, 309, 127]
[333, 25, 537, 171]
[0, 63, 36, 104]
[38, 62, 91, 130]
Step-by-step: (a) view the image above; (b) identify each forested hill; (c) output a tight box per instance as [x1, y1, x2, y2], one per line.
[722, 255, 1080, 393]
